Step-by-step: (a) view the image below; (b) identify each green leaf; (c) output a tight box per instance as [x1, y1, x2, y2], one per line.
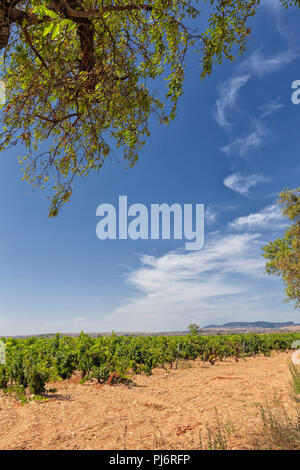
[42, 23, 54, 37]
[51, 24, 60, 40]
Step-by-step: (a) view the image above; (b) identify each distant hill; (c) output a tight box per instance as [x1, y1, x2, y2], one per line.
[203, 321, 297, 330]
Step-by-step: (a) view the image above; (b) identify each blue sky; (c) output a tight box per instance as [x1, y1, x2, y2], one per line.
[0, 0, 300, 335]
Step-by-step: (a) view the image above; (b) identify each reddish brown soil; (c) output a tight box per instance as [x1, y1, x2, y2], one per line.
[0, 352, 297, 450]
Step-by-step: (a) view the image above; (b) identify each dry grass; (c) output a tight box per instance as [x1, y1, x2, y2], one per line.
[197, 362, 300, 450]
[198, 411, 235, 450]
[255, 398, 300, 449]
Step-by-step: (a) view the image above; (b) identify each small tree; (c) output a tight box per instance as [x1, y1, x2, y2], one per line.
[188, 323, 201, 335]
[263, 187, 300, 308]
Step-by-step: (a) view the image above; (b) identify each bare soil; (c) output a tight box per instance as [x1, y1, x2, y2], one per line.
[0, 352, 296, 450]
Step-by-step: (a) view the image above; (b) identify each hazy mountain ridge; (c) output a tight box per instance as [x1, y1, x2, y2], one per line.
[202, 321, 297, 329]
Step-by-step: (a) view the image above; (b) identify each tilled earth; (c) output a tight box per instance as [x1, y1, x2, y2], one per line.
[0, 352, 296, 450]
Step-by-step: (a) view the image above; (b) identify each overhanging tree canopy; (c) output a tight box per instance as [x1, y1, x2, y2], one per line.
[0, 0, 298, 215]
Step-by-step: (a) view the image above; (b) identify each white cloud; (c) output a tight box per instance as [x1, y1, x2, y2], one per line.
[215, 49, 294, 157]
[223, 173, 269, 195]
[221, 122, 265, 156]
[241, 49, 297, 78]
[229, 204, 285, 230]
[205, 205, 218, 224]
[96, 201, 296, 331]
[214, 75, 250, 127]
[259, 97, 284, 117]
[99, 232, 275, 331]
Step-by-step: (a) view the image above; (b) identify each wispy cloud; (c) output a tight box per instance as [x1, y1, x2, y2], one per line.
[262, 0, 298, 43]
[259, 97, 284, 117]
[214, 75, 250, 128]
[213, 46, 295, 142]
[216, 48, 295, 155]
[205, 205, 218, 225]
[223, 173, 270, 195]
[97, 200, 293, 331]
[229, 204, 285, 231]
[241, 49, 297, 78]
[99, 232, 267, 331]
[221, 122, 265, 156]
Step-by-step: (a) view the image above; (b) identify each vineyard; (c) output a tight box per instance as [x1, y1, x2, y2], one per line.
[0, 332, 300, 398]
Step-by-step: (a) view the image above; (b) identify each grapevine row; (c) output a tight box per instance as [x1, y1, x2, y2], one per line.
[0, 332, 299, 396]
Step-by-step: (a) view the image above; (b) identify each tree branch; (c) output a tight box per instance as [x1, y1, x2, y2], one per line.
[20, 25, 48, 69]
[57, 1, 152, 19]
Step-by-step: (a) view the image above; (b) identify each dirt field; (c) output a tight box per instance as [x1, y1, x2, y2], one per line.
[0, 352, 297, 450]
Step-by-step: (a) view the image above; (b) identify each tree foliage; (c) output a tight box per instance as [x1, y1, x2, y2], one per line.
[0, 0, 298, 215]
[263, 188, 300, 308]
[187, 323, 201, 335]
